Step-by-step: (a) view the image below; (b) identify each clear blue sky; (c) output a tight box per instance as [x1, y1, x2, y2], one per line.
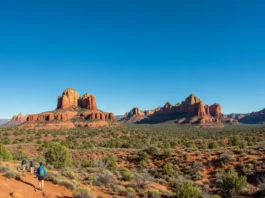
[0, 0, 265, 118]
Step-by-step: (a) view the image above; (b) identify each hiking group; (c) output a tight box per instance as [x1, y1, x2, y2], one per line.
[21, 159, 47, 191]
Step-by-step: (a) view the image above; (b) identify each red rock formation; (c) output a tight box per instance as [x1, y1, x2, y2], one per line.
[79, 93, 97, 110]
[127, 108, 145, 117]
[57, 88, 80, 110]
[209, 103, 223, 117]
[25, 88, 115, 127]
[204, 105, 210, 115]
[27, 111, 78, 122]
[4, 113, 27, 126]
[124, 94, 224, 124]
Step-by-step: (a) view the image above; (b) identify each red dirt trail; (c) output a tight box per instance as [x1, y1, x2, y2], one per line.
[0, 163, 72, 198]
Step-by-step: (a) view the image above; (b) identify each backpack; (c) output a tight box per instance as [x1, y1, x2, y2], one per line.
[30, 161, 34, 167]
[39, 166, 45, 177]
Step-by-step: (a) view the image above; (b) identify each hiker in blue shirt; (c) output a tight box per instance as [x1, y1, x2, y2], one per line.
[36, 162, 47, 191]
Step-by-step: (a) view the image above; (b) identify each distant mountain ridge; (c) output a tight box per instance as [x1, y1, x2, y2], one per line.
[122, 94, 235, 124]
[0, 119, 10, 126]
[238, 108, 265, 124]
[4, 113, 27, 126]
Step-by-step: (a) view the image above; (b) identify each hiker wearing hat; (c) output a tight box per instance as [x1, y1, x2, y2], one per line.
[36, 162, 47, 191]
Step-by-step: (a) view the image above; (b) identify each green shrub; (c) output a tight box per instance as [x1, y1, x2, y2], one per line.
[126, 187, 136, 198]
[103, 154, 118, 172]
[44, 142, 72, 169]
[229, 136, 241, 146]
[173, 178, 201, 198]
[81, 159, 97, 168]
[73, 186, 95, 198]
[0, 144, 12, 161]
[208, 141, 218, 149]
[61, 168, 78, 180]
[216, 169, 248, 197]
[163, 162, 174, 176]
[148, 190, 161, 198]
[11, 149, 27, 161]
[121, 169, 134, 181]
[113, 185, 126, 194]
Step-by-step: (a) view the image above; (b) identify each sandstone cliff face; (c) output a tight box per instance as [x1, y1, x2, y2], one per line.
[27, 111, 78, 122]
[127, 108, 145, 117]
[79, 93, 97, 110]
[57, 88, 98, 111]
[123, 94, 224, 124]
[57, 88, 80, 110]
[209, 103, 223, 117]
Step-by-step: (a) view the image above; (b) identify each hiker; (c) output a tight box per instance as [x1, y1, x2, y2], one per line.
[36, 162, 47, 191]
[29, 160, 35, 174]
[21, 158, 26, 173]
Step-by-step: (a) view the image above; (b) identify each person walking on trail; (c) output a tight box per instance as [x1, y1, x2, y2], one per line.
[21, 158, 26, 173]
[29, 160, 35, 175]
[36, 162, 47, 191]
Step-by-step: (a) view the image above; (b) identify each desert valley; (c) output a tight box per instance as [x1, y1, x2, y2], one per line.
[1, 88, 265, 198]
[1, 1, 264, 198]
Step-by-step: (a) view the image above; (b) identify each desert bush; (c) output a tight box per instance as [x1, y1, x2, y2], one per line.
[147, 190, 161, 198]
[134, 172, 153, 189]
[0, 164, 9, 172]
[186, 161, 203, 180]
[11, 149, 27, 161]
[46, 171, 76, 190]
[81, 159, 97, 168]
[208, 142, 218, 149]
[164, 148, 172, 158]
[3, 167, 20, 180]
[163, 162, 174, 176]
[73, 186, 95, 198]
[218, 152, 234, 165]
[138, 151, 150, 162]
[58, 180, 76, 190]
[173, 177, 201, 198]
[0, 144, 12, 161]
[229, 136, 241, 146]
[145, 145, 161, 157]
[242, 164, 254, 176]
[258, 175, 265, 195]
[94, 170, 116, 187]
[121, 169, 134, 181]
[126, 187, 136, 198]
[216, 169, 248, 197]
[61, 167, 78, 180]
[113, 184, 126, 194]
[103, 154, 118, 172]
[44, 142, 72, 169]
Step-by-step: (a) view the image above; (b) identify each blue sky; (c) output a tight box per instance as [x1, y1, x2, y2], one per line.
[0, 0, 265, 118]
